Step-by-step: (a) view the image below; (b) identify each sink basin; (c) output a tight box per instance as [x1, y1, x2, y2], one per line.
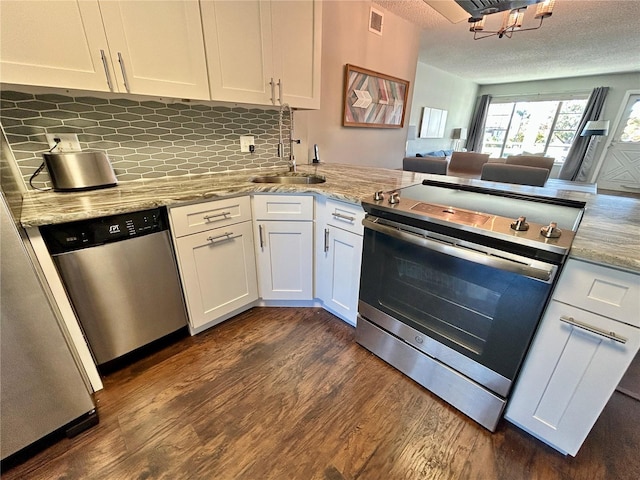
[250, 173, 326, 184]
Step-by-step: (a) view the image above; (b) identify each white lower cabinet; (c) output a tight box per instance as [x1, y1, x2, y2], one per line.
[316, 198, 365, 325]
[252, 195, 314, 301]
[169, 198, 258, 333]
[169, 194, 365, 330]
[316, 225, 363, 325]
[506, 259, 640, 456]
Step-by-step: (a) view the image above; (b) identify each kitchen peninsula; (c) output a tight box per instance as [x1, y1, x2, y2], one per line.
[17, 161, 640, 457]
[19, 162, 640, 273]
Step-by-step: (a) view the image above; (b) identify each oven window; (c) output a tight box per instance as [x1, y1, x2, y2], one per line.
[359, 228, 553, 380]
[387, 256, 504, 355]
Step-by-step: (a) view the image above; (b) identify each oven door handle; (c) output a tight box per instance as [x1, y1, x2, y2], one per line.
[363, 218, 554, 282]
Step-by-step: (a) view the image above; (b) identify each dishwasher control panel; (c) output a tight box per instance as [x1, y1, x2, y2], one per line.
[41, 207, 168, 254]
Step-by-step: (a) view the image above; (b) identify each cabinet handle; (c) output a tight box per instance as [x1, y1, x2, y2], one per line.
[117, 52, 130, 93]
[207, 232, 233, 243]
[560, 315, 628, 344]
[324, 228, 329, 252]
[100, 49, 114, 92]
[258, 224, 264, 248]
[203, 211, 231, 221]
[270, 78, 276, 105]
[332, 212, 356, 222]
[277, 79, 283, 105]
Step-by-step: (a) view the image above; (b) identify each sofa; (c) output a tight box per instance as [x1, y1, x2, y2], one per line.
[417, 149, 453, 158]
[402, 155, 448, 175]
[403, 149, 454, 175]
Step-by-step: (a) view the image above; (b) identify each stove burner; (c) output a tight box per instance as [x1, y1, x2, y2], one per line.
[411, 202, 491, 226]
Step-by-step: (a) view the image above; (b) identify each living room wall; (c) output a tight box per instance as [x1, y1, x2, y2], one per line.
[405, 63, 478, 156]
[478, 72, 640, 184]
[295, 1, 421, 169]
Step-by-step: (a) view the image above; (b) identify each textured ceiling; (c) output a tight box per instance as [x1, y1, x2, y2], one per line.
[373, 0, 640, 84]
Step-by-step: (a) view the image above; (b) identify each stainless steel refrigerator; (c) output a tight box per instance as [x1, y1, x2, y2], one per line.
[1, 190, 98, 462]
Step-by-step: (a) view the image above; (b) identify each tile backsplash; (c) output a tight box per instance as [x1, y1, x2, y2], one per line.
[0, 90, 290, 189]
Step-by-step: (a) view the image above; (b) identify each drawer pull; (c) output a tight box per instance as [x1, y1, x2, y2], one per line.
[207, 232, 233, 243]
[203, 211, 231, 221]
[560, 315, 628, 344]
[332, 212, 356, 222]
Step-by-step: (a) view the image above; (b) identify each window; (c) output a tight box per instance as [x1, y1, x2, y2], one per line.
[482, 97, 589, 163]
[618, 96, 640, 143]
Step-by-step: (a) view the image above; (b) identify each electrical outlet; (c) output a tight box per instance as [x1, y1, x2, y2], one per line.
[240, 135, 255, 153]
[46, 133, 81, 152]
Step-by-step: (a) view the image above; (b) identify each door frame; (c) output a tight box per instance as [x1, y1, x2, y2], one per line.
[589, 89, 640, 183]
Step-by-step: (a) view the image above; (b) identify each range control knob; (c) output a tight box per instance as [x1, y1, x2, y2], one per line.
[541, 222, 562, 238]
[388, 192, 400, 204]
[510, 216, 529, 231]
[374, 190, 385, 201]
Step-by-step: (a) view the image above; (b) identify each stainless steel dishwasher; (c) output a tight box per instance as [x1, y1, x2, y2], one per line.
[41, 207, 188, 366]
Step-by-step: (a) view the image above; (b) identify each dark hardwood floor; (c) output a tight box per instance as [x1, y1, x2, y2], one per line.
[3, 307, 639, 480]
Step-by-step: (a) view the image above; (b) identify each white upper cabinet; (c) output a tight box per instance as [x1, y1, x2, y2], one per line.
[98, 1, 210, 99]
[201, 0, 321, 109]
[200, 0, 274, 105]
[0, 0, 210, 100]
[0, 1, 113, 92]
[271, 0, 321, 108]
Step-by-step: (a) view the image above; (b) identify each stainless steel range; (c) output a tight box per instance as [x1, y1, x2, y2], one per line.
[356, 179, 585, 431]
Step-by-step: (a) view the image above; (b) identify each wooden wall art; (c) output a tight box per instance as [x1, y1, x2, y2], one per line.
[342, 64, 410, 128]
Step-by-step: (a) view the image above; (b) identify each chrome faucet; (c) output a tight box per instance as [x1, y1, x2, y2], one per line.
[278, 103, 299, 172]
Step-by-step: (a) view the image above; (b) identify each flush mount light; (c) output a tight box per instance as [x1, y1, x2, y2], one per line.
[467, 0, 555, 40]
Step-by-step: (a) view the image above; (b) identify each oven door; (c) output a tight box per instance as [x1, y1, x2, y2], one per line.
[359, 216, 558, 393]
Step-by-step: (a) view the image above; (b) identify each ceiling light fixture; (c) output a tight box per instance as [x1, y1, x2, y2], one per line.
[468, 0, 555, 40]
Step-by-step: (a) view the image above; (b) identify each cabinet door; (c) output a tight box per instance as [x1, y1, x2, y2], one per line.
[271, 0, 321, 109]
[505, 300, 640, 456]
[98, 0, 210, 99]
[317, 224, 363, 325]
[174, 221, 258, 331]
[0, 0, 113, 92]
[254, 221, 313, 300]
[201, 0, 274, 105]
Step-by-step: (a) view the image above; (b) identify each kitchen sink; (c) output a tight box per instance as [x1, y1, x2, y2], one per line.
[250, 173, 326, 184]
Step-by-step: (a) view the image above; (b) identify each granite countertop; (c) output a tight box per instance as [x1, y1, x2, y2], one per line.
[19, 163, 640, 273]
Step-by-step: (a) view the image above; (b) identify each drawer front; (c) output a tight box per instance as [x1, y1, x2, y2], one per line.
[324, 198, 365, 236]
[252, 194, 314, 221]
[553, 259, 640, 327]
[170, 196, 251, 237]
